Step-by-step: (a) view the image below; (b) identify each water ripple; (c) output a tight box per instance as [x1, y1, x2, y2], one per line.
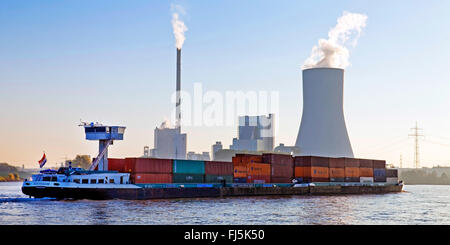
[0, 183, 449, 225]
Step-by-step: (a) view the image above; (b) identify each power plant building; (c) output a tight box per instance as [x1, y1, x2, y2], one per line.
[230, 114, 274, 152]
[211, 141, 223, 160]
[150, 122, 187, 160]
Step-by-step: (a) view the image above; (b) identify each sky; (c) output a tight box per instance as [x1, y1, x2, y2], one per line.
[1, 0, 450, 168]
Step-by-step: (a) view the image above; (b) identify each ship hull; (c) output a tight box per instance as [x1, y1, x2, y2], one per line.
[22, 184, 403, 200]
[21, 186, 221, 200]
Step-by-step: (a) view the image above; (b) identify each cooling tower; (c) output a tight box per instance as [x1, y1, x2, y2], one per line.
[295, 67, 354, 157]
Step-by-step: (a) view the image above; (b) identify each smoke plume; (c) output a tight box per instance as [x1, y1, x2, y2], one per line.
[171, 10, 188, 49]
[159, 119, 171, 129]
[303, 12, 368, 69]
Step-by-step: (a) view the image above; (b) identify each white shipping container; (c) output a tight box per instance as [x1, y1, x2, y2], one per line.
[386, 177, 398, 184]
[360, 177, 374, 183]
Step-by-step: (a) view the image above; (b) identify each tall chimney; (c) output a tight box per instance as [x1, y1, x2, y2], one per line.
[176, 48, 181, 132]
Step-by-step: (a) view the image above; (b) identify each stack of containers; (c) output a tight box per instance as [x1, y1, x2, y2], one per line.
[373, 160, 387, 182]
[359, 159, 374, 183]
[262, 153, 294, 183]
[386, 168, 399, 184]
[233, 165, 247, 183]
[232, 154, 249, 183]
[329, 158, 345, 182]
[246, 162, 271, 183]
[124, 158, 173, 184]
[232, 154, 262, 183]
[344, 158, 360, 182]
[294, 156, 329, 182]
[172, 159, 205, 183]
[231, 154, 270, 183]
[204, 161, 233, 183]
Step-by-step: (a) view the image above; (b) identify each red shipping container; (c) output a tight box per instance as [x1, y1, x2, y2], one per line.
[329, 158, 345, 168]
[359, 159, 373, 168]
[124, 158, 172, 173]
[205, 161, 234, 175]
[373, 160, 386, 169]
[107, 158, 126, 172]
[132, 173, 172, 184]
[262, 153, 293, 165]
[270, 162, 294, 179]
[294, 156, 329, 167]
[343, 158, 360, 167]
[263, 153, 294, 179]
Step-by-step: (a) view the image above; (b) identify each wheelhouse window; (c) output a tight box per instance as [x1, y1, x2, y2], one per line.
[91, 179, 97, 184]
[109, 179, 115, 184]
[73, 179, 80, 184]
[98, 179, 104, 184]
[82, 179, 88, 184]
[51, 176, 57, 182]
[95, 127, 106, 133]
[43, 176, 51, 181]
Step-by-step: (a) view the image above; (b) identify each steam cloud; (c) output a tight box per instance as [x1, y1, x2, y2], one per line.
[159, 119, 171, 129]
[171, 10, 188, 49]
[303, 12, 368, 69]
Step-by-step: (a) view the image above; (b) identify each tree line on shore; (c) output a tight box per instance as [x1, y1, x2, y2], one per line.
[400, 169, 450, 185]
[0, 155, 91, 182]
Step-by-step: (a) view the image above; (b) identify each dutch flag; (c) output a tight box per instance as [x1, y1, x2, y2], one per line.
[38, 153, 47, 168]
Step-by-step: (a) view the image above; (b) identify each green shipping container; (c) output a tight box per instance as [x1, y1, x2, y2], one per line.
[205, 175, 233, 183]
[173, 160, 205, 174]
[172, 173, 205, 183]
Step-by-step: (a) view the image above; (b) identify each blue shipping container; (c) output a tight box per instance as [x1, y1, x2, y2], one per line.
[173, 160, 205, 174]
[374, 168, 387, 182]
[233, 177, 247, 183]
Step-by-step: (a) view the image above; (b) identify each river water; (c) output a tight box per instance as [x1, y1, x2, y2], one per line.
[0, 182, 448, 225]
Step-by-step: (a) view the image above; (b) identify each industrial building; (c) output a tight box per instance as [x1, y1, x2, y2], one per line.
[211, 141, 223, 160]
[230, 114, 274, 152]
[148, 46, 187, 160]
[187, 152, 210, 161]
[150, 121, 186, 159]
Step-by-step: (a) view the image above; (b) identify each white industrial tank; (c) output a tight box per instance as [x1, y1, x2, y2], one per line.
[295, 67, 354, 157]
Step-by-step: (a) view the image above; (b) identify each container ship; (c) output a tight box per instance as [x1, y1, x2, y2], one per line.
[22, 153, 402, 200]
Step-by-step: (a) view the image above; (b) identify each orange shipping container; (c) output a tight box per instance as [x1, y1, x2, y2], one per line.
[345, 167, 359, 178]
[359, 168, 374, 177]
[233, 166, 247, 178]
[329, 168, 345, 178]
[311, 167, 329, 178]
[295, 166, 328, 178]
[294, 166, 305, 178]
[247, 163, 271, 176]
